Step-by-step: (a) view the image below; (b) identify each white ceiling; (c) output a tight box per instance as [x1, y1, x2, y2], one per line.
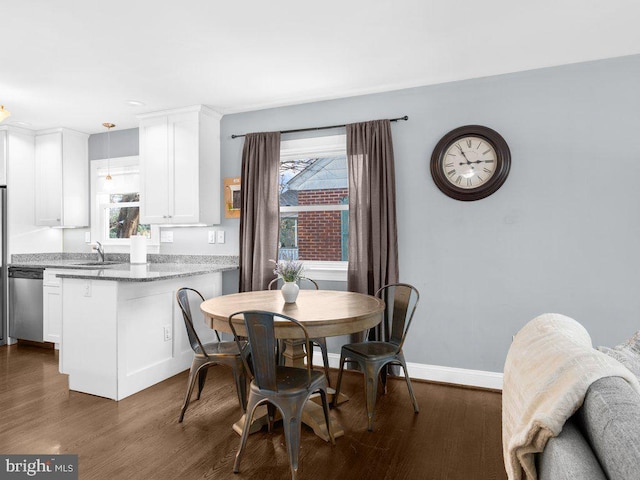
[2, 0, 640, 134]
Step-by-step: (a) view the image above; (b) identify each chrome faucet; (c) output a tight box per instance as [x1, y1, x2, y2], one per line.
[93, 241, 105, 263]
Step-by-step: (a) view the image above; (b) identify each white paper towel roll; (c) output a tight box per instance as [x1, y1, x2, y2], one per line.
[130, 235, 147, 264]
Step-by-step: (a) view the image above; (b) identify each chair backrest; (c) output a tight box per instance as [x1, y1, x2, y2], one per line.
[176, 287, 221, 355]
[228, 310, 311, 391]
[267, 277, 319, 290]
[375, 283, 420, 350]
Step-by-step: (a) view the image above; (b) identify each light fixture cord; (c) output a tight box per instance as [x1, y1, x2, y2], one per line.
[103, 122, 115, 180]
[107, 127, 111, 179]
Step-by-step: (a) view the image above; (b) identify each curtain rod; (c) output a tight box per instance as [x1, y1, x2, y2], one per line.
[230, 115, 408, 139]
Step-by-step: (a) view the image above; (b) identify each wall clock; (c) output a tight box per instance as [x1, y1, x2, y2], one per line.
[430, 125, 511, 201]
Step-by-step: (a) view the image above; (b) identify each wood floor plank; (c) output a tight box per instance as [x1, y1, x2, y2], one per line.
[0, 344, 507, 479]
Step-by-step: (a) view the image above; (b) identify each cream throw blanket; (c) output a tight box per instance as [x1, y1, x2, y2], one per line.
[502, 313, 640, 480]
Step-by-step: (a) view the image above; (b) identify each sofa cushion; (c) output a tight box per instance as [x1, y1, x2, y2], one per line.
[598, 330, 640, 379]
[537, 417, 607, 480]
[577, 376, 640, 480]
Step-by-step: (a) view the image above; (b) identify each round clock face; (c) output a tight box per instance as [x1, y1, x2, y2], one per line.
[430, 126, 511, 201]
[441, 136, 497, 190]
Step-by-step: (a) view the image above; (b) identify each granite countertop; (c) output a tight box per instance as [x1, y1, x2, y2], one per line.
[9, 253, 239, 282]
[54, 263, 237, 282]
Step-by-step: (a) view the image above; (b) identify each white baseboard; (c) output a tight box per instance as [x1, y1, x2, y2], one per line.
[313, 352, 503, 391]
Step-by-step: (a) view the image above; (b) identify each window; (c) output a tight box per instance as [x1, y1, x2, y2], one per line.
[279, 135, 348, 281]
[106, 193, 151, 239]
[91, 156, 159, 250]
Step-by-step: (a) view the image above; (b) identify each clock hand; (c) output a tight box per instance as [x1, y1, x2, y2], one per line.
[459, 159, 486, 166]
[456, 144, 470, 162]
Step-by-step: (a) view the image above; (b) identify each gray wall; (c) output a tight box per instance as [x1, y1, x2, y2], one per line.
[67, 54, 640, 373]
[88, 128, 139, 160]
[221, 54, 640, 373]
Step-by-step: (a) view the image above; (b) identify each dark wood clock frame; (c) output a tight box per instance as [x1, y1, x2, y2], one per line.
[430, 125, 511, 201]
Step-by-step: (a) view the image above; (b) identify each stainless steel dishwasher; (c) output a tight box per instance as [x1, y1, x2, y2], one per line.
[9, 266, 45, 342]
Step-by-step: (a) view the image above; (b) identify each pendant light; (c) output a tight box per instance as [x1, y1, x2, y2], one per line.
[0, 105, 11, 123]
[103, 122, 115, 180]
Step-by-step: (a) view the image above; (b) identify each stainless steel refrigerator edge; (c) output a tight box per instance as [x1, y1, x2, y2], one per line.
[0, 186, 6, 346]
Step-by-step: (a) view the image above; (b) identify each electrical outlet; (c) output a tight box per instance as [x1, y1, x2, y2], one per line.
[160, 231, 174, 243]
[83, 281, 92, 297]
[216, 230, 225, 244]
[163, 325, 172, 342]
[208, 230, 216, 244]
[84, 232, 91, 243]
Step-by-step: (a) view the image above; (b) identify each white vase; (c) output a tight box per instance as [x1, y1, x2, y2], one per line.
[281, 281, 299, 303]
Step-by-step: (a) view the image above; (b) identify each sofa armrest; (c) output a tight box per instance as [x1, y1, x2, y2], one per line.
[578, 376, 640, 480]
[537, 417, 606, 480]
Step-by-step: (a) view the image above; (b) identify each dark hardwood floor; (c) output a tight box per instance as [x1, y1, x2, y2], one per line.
[0, 344, 506, 480]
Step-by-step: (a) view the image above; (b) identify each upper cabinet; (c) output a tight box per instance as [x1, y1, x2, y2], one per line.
[138, 105, 221, 225]
[35, 128, 89, 227]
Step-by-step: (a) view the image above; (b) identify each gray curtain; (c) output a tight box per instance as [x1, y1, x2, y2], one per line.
[238, 132, 281, 292]
[347, 119, 399, 339]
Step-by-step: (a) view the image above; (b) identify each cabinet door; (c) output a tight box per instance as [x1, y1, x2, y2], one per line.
[140, 116, 170, 223]
[61, 131, 89, 227]
[170, 112, 199, 223]
[43, 285, 62, 344]
[35, 133, 63, 226]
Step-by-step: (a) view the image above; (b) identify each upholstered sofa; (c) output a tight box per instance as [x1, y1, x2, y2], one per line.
[502, 314, 640, 480]
[537, 375, 640, 480]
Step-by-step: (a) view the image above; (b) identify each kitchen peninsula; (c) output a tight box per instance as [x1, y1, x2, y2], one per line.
[11, 253, 238, 400]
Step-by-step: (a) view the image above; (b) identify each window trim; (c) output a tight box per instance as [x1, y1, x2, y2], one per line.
[90, 156, 160, 252]
[280, 134, 348, 282]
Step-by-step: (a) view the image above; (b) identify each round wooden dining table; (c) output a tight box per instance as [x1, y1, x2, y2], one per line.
[202, 289, 384, 341]
[200, 289, 385, 441]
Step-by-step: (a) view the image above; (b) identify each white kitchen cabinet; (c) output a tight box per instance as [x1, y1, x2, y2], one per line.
[43, 269, 62, 346]
[138, 105, 221, 225]
[35, 128, 89, 227]
[1, 126, 63, 254]
[61, 272, 222, 400]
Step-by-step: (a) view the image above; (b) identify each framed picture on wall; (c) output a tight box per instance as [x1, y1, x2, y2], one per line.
[224, 177, 241, 218]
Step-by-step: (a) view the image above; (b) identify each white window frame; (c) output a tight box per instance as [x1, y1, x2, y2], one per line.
[280, 134, 348, 282]
[90, 156, 159, 253]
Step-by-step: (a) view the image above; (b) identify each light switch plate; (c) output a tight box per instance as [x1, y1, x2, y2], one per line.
[84, 232, 91, 243]
[208, 231, 216, 244]
[160, 231, 174, 243]
[216, 230, 225, 244]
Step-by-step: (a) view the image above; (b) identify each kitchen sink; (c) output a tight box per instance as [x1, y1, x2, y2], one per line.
[70, 261, 124, 267]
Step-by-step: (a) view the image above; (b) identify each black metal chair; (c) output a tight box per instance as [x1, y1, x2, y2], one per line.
[334, 283, 420, 431]
[228, 310, 334, 480]
[176, 288, 247, 422]
[268, 277, 331, 386]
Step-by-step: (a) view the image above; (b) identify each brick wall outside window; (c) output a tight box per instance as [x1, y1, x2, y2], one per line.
[297, 188, 348, 261]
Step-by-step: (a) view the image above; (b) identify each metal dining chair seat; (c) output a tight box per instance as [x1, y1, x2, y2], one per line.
[193, 340, 244, 356]
[228, 310, 334, 480]
[341, 341, 400, 359]
[176, 287, 248, 423]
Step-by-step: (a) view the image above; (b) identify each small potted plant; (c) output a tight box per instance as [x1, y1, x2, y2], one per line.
[271, 259, 305, 303]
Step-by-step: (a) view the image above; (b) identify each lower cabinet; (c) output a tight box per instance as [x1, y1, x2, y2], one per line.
[60, 272, 222, 400]
[43, 269, 63, 346]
